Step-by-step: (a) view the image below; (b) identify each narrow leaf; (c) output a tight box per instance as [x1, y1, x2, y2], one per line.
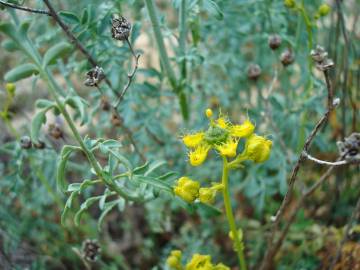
[43, 42, 72, 67]
[4, 63, 39, 82]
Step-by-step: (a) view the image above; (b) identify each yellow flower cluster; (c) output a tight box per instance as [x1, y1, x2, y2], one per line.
[167, 250, 182, 270]
[229, 229, 244, 251]
[167, 251, 230, 270]
[181, 109, 271, 167]
[173, 177, 223, 204]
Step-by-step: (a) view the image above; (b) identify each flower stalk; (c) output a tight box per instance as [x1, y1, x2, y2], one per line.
[222, 157, 247, 270]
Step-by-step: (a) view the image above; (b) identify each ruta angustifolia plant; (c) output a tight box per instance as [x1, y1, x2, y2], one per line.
[170, 109, 272, 270]
[0, 10, 176, 230]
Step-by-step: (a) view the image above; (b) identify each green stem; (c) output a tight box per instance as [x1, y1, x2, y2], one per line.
[144, 0, 189, 120]
[222, 157, 247, 270]
[179, 0, 187, 79]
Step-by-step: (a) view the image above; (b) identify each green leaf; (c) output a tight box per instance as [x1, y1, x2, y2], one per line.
[132, 175, 173, 193]
[0, 22, 20, 44]
[67, 183, 81, 192]
[65, 96, 89, 125]
[98, 199, 120, 231]
[59, 11, 80, 24]
[61, 191, 78, 226]
[35, 99, 56, 109]
[43, 42, 72, 67]
[2, 39, 19, 52]
[144, 160, 166, 176]
[108, 149, 133, 172]
[56, 145, 82, 192]
[133, 162, 149, 175]
[203, 0, 224, 20]
[74, 196, 102, 226]
[4, 63, 39, 82]
[30, 110, 47, 143]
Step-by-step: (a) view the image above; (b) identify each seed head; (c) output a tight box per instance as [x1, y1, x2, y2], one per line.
[49, 123, 63, 140]
[280, 49, 295, 66]
[82, 239, 101, 262]
[268, 34, 282, 50]
[84, 66, 105, 87]
[111, 16, 131, 41]
[337, 133, 360, 162]
[34, 140, 46, 149]
[310, 45, 334, 71]
[247, 63, 262, 81]
[20, 136, 32, 149]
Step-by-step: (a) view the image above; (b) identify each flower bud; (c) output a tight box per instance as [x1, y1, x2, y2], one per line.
[243, 134, 272, 163]
[284, 0, 296, 8]
[111, 16, 131, 41]
[205, 108, 213, 118]
[318, 3, 331, 16]
[5, 83, 16, 96]
[247, 64, 262, 81]
[199, 187, 216, 204]
[20, 136, 32, 149]
[268, 34, 282, 50]
[280, 49, 295, 66]
[174, 177, 200, 203]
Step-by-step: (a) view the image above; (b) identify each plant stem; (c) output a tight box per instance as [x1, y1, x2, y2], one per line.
[222, 157, 247, 270]
[144, 0, 189, 120]
[179, 0, 187, 80]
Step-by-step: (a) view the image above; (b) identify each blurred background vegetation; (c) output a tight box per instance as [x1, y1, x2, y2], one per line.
[0, 0, 359, 269]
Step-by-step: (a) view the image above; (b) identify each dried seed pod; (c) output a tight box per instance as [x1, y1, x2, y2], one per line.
[49, 123, 63, 140]
[84, 66, 105, 87]
[247, 64, 262, 81]
[280, 49, 295, 66]
[20, 136, 32, 149]
[310, 45, 334, 71]
[111, 16, 131, 41]
[337, 133, 360, 162]
[268, 34, 282, 50]
[100, 96, 111, 111]
[34, 140, 46, 149]
[82, 239, 101, 262]
[111, 111, 123, 127]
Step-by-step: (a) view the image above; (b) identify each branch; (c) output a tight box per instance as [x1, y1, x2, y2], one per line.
[259, 56, 336, 270]
[113, 38, 140, 109]
[302, 151, 351, 166]
[329, 193, 360, 270]
[0, 0, 50, 15]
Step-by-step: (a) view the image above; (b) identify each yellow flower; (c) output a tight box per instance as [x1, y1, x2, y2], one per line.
[230, 119, 255, 138]
[174, 177, 200, 203]
[188, 144, 210, 166]
[185, 254, 213, 270]
[183, 132, 205, 148]
[167, 250, 182, 270]
[243, 134, 272, 163]
[216, 138, 239, 158]
[199, 183, 223, 204]
[216, 116, 229, 129]
[205, 108, 213, 118]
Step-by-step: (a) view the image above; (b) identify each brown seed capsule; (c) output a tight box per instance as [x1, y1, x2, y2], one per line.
[100, 96, 111, 111]
[111, 111, 123, 127]
[280, 49, 295, 66]
[20, 136, 32, 149]
[247, 64, 262, 81]
[82, 239, 101, 262]
[34, 140, 46, 149]
[310, 45, 334, 71]
[337, 133, 360, 162]
[84, 66, 105, 87]
[111, 16, 131, 41]
[268, 34, 282, 50]
[49, 123, 63, 140]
